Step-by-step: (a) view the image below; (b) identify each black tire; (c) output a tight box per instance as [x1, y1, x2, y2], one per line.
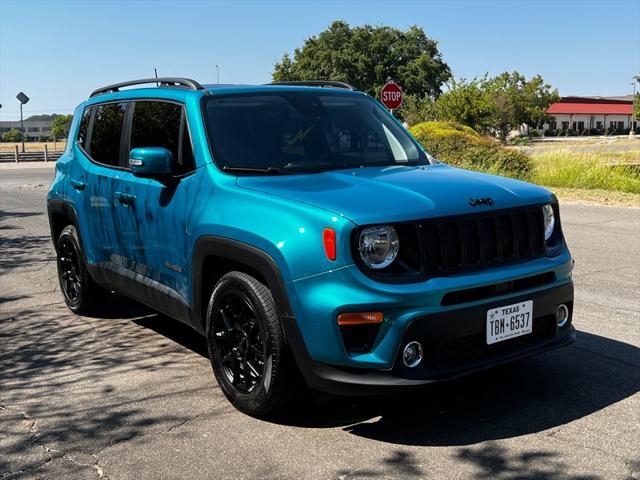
[56, 225, 107, 314]
[206, 271, 297, 417]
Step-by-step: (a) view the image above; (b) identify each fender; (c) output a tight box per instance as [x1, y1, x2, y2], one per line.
[191, 236, 295, 334]
[47, 199, 81, 250]
[190, 235, 334, 391]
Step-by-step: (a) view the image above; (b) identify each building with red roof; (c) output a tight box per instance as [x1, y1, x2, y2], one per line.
[544, 95, 636, 134]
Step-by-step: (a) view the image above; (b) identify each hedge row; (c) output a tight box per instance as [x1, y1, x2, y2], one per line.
[409, 121, 531, 178]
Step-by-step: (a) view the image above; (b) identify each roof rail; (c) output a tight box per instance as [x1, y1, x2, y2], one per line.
[90, 77, 205, 98]
[267, 80, 356, 91]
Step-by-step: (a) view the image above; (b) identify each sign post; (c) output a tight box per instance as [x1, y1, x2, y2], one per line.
[380, 81, 403, 115]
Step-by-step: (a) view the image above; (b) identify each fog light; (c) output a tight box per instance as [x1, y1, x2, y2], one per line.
[556, 304, 569, 327]
[402, 341, 423, 368]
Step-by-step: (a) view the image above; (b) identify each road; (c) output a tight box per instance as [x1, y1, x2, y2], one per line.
[1, 168, 639, 480]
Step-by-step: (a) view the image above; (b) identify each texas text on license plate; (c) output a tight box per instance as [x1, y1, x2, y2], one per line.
[486, 300, 533, 345]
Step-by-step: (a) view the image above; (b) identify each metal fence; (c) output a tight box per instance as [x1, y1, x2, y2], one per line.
[0, 145, 63, 163]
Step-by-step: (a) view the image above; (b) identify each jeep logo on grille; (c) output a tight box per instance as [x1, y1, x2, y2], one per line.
[469, 197, 494, 207]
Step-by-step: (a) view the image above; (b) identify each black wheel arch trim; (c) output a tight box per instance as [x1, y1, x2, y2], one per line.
[191, 236, 295, 333]
[47, 199, 81, 251]
[191, 236, 326, 389]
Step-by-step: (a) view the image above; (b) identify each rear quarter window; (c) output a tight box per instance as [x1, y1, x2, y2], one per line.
[77, 107, 92, 151]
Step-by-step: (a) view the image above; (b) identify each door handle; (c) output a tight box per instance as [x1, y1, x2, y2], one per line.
[115, 192, 136, 206]
[70, 179, 86, 191]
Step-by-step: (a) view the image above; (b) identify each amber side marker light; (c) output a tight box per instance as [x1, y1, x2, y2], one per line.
[323, 228, 336, 261]
[337, 312, 384, 326]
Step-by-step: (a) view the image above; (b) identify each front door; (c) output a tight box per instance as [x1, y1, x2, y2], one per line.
[111, 100, 197, 305]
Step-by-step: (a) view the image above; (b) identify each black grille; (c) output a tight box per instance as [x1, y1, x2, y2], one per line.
[437, 314, 557, 369]
[420, 206, 545, 275]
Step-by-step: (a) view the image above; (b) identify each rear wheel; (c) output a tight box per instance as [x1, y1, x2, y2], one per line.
[206, 271, 297, 417]
[56, 225, 107, 314]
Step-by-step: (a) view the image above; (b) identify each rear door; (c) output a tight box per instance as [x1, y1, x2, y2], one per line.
[112, 100, 197, 305]
[75, 102, 130, 264]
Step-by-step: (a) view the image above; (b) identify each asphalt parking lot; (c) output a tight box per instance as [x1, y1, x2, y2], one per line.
[1, 166, 639, 480]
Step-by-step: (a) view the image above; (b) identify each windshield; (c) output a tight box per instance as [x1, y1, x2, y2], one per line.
[202, 91, 429, 173]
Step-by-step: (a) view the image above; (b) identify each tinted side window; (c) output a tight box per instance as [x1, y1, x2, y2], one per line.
[90, 103, 127, 166]
[77, 107, 92, 150]
[131, 101, 181, 161]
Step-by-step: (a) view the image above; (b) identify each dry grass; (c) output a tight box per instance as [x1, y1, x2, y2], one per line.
[529, 151, 640, 193]
[0, 141, 66, 153]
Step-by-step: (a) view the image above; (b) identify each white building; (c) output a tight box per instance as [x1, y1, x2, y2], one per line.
[0, 118, 55, 140]
[543, 96, 636, 134]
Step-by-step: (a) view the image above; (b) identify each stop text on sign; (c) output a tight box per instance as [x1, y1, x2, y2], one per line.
[380, 81, 403, 110]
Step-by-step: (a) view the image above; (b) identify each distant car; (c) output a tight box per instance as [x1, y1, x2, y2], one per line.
[47, 78, 575, 416]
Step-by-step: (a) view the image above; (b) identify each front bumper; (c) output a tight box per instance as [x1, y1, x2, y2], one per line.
[284, 281, 574, 395]
[283, 253, 575, 395]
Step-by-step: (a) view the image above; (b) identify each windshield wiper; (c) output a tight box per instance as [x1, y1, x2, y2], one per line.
[222, 166, 289, 175]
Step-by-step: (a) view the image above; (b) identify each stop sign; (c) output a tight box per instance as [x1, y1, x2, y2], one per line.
[380, 81, 403, 110]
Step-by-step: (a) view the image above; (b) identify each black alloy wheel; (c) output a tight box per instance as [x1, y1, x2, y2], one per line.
[212, 291, 267, 394]
[56, 225, 106, 314]
[206, 271, 298, 417]
[58, 235, 82, 305]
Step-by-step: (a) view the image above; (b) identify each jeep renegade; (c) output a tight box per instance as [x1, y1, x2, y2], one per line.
[48, 78, 575, 416]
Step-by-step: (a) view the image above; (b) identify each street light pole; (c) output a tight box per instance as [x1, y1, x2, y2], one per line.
[20, 102, 24, 152]
[16, 92, 30, 153]
[216, 64, 222, 84]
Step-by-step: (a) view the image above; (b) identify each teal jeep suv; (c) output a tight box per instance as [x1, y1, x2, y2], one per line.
[48, 78, 575, 416]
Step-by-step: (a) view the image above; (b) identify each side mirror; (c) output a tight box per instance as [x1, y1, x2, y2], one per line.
[129, 147, 172, 176]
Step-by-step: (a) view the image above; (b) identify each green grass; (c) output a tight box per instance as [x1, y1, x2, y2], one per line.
[529, 151, 640, 194]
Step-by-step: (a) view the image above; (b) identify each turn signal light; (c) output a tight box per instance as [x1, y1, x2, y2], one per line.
[337, 312, 384, 326]
[323, 228, 336, 261]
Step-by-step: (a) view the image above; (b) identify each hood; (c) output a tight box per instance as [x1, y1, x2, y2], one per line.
[237, 164, 553, 225]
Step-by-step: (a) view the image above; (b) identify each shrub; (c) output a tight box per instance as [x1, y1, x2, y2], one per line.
[529, 129, 541, 137]
[409, 121, 531, 177]
[2, 129, 22, 142]
[544, 129, 557, 137]
[508, 135, 532, 146]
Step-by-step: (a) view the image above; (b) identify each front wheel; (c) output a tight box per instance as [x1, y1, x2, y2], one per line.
[206, 271, 297, 417]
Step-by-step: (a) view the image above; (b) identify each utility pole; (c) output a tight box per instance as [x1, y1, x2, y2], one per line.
[216, 64, 222, 84]
[632, 75, 639, 137]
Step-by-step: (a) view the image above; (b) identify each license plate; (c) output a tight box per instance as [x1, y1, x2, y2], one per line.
[486, 300, 533, 345]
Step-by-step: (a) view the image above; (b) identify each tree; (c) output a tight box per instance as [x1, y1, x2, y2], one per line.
[431, 72, 559, 142]
[273, 21, 451, 98]
[483, 72, 559, 142]
[2, 129, 22, 142]
[434, 77, 494, 132]
[401, 94, 436, 127]
[51, 114, 73, 139]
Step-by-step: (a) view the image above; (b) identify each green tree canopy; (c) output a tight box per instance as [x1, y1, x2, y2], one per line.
[433, 77, 494, 132]
[484, 72, 559, 140]
[413, 72, 559, 142]
[272, 21, 451, 98]
[51, 114, 73, 139]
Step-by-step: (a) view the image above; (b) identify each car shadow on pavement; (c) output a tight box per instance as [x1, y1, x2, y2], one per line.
[123, 306, 640, 452]
[279, 331, 640, 445]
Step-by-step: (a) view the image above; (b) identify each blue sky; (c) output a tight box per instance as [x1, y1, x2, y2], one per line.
[1, 0, 638, 119]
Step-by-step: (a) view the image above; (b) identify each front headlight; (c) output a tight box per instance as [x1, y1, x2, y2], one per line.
[358, 225, 399, 269]
[543, 204, 555, 241]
